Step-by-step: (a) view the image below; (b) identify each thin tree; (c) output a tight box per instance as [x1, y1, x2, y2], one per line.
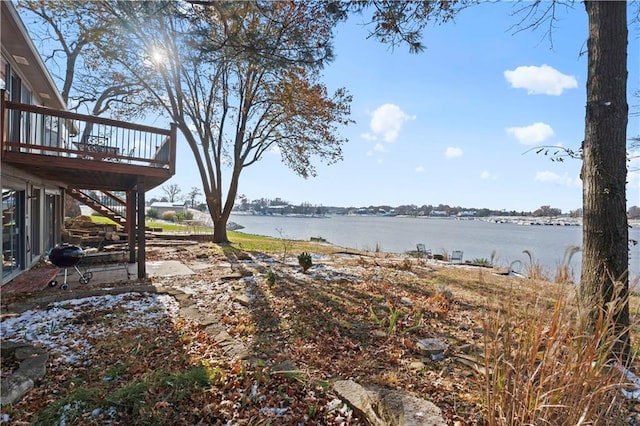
[187, 187, 202, 208]
[161, 184, 182, 203]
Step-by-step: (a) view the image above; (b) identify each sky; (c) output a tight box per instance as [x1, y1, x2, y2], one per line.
[147, 3, 636, 212]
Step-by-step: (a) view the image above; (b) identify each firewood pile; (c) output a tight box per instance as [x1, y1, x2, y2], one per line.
[62, 215, 126, 247]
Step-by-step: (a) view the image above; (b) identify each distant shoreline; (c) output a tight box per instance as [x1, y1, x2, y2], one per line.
[231, 211, 640, 228]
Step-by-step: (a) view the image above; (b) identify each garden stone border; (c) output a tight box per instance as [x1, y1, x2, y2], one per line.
[1, 341, 49, 405]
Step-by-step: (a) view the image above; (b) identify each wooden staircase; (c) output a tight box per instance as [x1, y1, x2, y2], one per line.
[66, 188, 127, 229]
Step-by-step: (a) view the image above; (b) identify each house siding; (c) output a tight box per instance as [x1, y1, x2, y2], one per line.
[1, 2, 66, 285]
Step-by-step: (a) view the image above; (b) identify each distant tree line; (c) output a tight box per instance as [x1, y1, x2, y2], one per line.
[232, 196, 640, 218]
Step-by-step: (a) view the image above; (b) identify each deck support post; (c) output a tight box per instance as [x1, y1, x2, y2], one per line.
[127, 189, 135, 263]
[136, 179, 146, 279]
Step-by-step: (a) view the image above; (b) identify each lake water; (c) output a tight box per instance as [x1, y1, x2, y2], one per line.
[229, 213, 640, 281]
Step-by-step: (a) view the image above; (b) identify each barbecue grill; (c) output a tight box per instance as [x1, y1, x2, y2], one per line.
[48, 244, 93, 290]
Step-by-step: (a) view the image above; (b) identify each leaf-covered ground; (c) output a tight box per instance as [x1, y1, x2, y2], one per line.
[1, 241, 636, 424]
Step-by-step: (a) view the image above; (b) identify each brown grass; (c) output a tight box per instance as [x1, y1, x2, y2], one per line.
[483, 281, 631, 425]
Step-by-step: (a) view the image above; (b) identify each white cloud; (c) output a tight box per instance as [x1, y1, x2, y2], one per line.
[415, 166, 424, 173]
[506, 122, 554, 145]
[504, 64, 578, 95]
[373, 143, 385, 152]
[480, 170, 496, 180]
[534, 171, 581, 187]
[444, 147, 463, 159]
[361, 133, 376, 141]
[369, 103, 415, 143]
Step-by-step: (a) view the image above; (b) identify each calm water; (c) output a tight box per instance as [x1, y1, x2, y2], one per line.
[230, 214, 640, 280]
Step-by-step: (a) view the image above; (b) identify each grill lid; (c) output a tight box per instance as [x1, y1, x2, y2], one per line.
[49, 244, 84, 268]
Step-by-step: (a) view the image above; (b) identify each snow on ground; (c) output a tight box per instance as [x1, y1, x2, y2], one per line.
[1, 293, 179, 365]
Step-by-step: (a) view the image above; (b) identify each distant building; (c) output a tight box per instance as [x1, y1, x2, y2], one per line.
[458, 211, 477, 217]
[149, 201, 187, 216]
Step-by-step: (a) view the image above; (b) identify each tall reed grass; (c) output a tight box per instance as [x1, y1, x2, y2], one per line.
[483, 282, 632, 425]
[554, 245, 581, 284]
[522, 249, 549, 281]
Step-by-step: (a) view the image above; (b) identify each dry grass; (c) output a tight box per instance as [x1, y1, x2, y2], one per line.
[483, 282, 632, 425]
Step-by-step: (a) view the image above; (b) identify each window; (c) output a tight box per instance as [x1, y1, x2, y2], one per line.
[2, 189, 25, 280]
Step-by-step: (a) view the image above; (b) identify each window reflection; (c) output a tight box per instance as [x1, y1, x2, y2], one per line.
[2, 189, 21, 278]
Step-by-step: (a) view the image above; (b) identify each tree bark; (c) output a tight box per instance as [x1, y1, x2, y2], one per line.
[212, 218, 229, 243]
[580, 0, 629, 360]
[207, 195, 229, 243]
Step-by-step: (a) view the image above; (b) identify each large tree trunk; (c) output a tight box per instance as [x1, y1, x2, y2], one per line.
[206, 195, 230, 243]
[212, 217, 229, 243]
[580, 1, 629, 360]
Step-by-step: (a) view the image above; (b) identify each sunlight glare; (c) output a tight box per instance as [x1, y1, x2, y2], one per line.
[150, 47, 167, 66]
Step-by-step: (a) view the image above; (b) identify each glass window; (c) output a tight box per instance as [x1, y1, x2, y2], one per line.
[2, 189, 25, 280]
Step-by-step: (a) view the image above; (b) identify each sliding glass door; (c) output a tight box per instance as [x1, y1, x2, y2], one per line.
[2, 189, 25, 280]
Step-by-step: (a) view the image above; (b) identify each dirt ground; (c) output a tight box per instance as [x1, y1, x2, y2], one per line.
[1, 240, 637, 424]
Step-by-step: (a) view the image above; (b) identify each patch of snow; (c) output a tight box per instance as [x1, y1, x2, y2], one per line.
[1, 293, 178, 365]
[259, 407, 288, 416]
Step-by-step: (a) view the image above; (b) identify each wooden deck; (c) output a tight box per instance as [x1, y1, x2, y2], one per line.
[1, 99, 177, 191]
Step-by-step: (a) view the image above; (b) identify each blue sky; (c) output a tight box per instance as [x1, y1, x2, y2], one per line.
[149, 2, 640, 213]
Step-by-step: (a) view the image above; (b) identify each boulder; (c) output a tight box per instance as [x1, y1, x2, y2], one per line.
[333, 379, 445, 426]
[416, 338, 448, 358]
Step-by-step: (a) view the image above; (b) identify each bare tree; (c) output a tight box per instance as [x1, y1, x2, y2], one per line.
[161, 184, 182, 203]
[187, 187, 202, 208]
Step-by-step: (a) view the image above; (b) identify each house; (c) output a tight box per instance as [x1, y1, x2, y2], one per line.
[1, 1, 177, 285]
[148, 201, 188, 217]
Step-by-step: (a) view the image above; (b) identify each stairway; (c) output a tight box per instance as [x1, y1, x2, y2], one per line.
[66, 188, 127, 228]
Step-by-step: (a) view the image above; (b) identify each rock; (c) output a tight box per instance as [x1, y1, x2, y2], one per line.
[220, 273, 244, 281]
[14, 346, 45, 361]
[333, 380, 445, 426]
[0, 341, 31, 356]
[226, 222, 244, 231]
[416, 338, 448, 357]
[1, 373, 34, 406]
[211, 330, 250, 360]
[179, 305, 202, 322]
[409, 361, 426, 371]
[17, 354, 48, 380]
[0, 348, 48, 406]
[234, 294, 251, 307]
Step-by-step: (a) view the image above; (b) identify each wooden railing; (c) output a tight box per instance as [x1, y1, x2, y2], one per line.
[1, 97, 176, 172]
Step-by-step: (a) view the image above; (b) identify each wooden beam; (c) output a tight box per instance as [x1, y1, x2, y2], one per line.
[136, 179, 146, 279]
[169, 123, 177, 175]
[127, 190, 135, 263]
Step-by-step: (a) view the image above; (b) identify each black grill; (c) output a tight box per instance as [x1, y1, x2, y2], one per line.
[49, 244, 84, 268]
[48, 244, 93, 290]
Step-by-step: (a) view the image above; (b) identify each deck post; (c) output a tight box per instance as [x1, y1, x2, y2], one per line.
[127, 190, 135, 263]
[136, 179, 146, 279]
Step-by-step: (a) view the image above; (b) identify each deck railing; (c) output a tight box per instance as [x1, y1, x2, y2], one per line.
[1, 98, 176, 171]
